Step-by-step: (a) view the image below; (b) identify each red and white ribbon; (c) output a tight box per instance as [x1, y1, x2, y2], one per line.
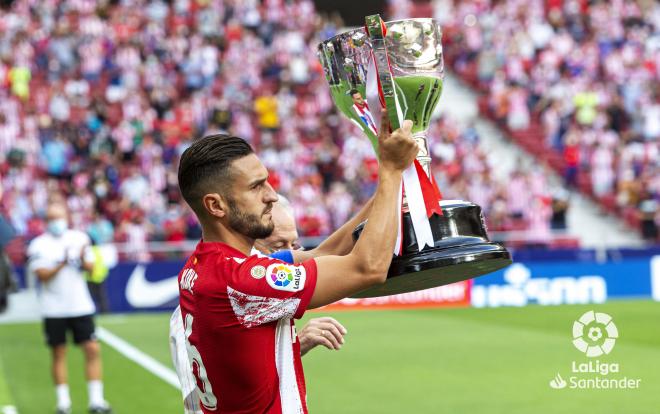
[402, 160, 435, 251]
[393, 180, 404, 255]
[366, 17, 443, 255]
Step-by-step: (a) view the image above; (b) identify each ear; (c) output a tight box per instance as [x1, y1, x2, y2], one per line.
[201, 193, 228, 219]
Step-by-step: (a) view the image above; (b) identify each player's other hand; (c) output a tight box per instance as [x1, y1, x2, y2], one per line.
[377, 112, 418, 172]
[65, 247, 81, 268]
[299, 317, 347, 356]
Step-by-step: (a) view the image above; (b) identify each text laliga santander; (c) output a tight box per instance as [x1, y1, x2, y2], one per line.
[289, 267, 304, 289]
[568, 361, 641, 388]
[571, 360, 620, 375]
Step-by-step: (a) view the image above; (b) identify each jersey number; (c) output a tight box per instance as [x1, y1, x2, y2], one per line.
[184, 313, 218, 411]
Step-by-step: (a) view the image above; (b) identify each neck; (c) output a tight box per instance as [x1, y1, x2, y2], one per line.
[201, 223, 254, 256]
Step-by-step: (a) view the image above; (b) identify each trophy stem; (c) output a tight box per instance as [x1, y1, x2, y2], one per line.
[399, 131, 433, 212]
[413, 132, 432, 177]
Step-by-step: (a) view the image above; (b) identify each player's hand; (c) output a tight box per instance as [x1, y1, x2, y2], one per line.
[63, 247, 75, 267]
[377, 112, 418, 172]
[65, 246, 84, 269]
[299, 317, 347, 356]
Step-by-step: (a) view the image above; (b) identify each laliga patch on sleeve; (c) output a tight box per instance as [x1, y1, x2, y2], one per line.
[265, 263, 306, 292]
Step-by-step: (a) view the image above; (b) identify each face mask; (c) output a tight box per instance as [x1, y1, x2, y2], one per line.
[47, 219, 68, 237]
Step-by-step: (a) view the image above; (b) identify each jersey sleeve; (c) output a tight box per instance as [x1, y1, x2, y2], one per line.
[223, 255, 317, 328]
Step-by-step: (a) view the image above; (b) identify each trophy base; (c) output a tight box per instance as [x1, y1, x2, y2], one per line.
[350, 241, 510, 298]
[350, 200, 512, 298]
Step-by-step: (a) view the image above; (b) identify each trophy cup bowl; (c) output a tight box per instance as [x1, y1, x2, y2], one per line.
[318, 18, 512, 298]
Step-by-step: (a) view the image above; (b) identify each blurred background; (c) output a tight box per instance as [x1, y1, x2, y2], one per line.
[0, 0, 658, 413]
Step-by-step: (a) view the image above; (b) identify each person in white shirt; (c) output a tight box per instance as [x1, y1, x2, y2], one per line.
[27, 202, 112, 414]
[169, 197, 349, 414]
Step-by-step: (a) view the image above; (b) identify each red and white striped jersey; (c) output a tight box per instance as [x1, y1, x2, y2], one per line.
[178, 241, 317, 414]
[352, 100, 378, 136]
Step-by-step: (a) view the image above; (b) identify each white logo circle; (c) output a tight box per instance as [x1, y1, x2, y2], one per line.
[572, 311, 618, 357]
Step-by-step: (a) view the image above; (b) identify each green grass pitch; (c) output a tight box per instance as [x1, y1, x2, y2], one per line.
[1, 300, 658, 413]
[0, 356, 16, 411]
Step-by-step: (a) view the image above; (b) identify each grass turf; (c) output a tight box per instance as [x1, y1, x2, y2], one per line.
[0, 356, 16, 411]
[0, 316, 180, 413]
[0, 300, 658, 413]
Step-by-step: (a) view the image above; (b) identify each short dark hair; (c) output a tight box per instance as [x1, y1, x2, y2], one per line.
[349, 89, 360, 97]
[178, 134, 254, 212]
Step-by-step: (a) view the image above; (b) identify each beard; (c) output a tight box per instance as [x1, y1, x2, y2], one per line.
[226, 197, 274, 240]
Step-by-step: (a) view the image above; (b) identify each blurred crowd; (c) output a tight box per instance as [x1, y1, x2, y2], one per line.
[0, 0, 616, 264]
[428, 116, 565, 243]
[435, 0, 659, 241]
[0, 0, 345, 262]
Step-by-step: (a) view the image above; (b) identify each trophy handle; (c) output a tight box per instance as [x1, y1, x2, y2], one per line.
[365, 14, 401, 131]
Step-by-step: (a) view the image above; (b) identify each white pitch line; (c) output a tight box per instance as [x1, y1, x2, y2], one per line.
[96, 326, 181, 390]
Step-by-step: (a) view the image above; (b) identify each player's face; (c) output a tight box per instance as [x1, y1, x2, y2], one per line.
[352, 92, 364, 105]
[225, 154, 278, 240]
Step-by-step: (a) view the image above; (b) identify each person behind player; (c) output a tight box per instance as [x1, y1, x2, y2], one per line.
[176, 112, 416, 413]
[258, 196, 349, 355]
[253, 195, 299, 254]
[169, 197, 348, 414]
[27, 201, 112, 414]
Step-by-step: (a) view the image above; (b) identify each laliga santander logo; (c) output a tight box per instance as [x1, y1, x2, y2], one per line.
[549, 311, 640, 390]
[270, 264, 294, 287]
[265, 263, 305, 292]
[572, 311, 618, 357]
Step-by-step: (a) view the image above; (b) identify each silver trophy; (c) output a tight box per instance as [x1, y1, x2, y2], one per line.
[318, 15, 511, 298]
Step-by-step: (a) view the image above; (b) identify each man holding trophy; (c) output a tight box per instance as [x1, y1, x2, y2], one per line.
[176, 118, 417, 413]
[175, 14, 510, 414]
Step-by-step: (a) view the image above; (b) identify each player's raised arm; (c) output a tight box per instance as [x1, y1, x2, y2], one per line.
[309, 114, 418, 308]
[292, 196, 374, 262]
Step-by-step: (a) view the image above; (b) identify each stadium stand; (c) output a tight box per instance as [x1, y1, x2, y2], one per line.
[8, 0, 654, 265]
[430, 0, 659, 241]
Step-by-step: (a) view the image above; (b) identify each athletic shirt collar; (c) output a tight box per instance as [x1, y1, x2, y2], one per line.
[195, 240, 249, 258]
